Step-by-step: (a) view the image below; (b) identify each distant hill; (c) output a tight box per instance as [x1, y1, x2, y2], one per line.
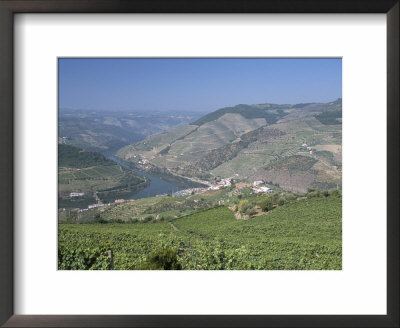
[117, 99, 342, 192]
[315, 109, 342, 125]
[192, 104, 287, 126]
[58, 109, 202, 155]
[58, 144, 115, 168]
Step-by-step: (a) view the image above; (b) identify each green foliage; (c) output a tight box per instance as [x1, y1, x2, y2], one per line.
[58, 144, 114, 168]
[278, 197, 286, 206]
[285, 193, 297, 201]
[238, 200, 249, 213]
[260, 198, 273, 212]
[139, 248, 181, 270]
[94, 214, 107, 224]
[58, 196, 96, 209]
[315, 110, 342, 125]
[58, 245, 111, 270]
[192, 104, 287, 126]
[245, 206, 257, 217]
[268, 155, 317, 172]
[143, 216, 153, 222]
[307, 191, 318, 199]
[58, 196, 341, 270]
[330, 189, 341, 197]
[58, 146, 149, 208]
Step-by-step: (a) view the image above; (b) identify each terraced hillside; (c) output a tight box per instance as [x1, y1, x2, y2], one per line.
[211, 115, 342, 191]
[58, 144, 149, 208]
[58, 185, 236, 223]
[59, 109, 201, 154]
[117, 99, 342, 192]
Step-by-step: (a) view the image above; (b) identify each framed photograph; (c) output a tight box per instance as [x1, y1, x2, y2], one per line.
[1, 1, 398, 327]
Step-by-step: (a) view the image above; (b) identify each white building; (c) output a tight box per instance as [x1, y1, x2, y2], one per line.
[253, 180, 264, 186]
[217, 178, 232, 187]
[88, 204, 104, 209]
[252, 186, 272, 194]
[70, 192, 85, 197]
[208, 184, 222, 190]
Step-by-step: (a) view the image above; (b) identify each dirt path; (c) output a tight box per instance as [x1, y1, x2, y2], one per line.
[93, 191, 103, 205]
[169, 222, 179, 231]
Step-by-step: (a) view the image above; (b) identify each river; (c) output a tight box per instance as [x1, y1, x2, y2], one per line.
[108, 156, 183, 199]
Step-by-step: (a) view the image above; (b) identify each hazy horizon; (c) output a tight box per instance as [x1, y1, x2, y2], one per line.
[59, 58, 342, 113]
[59, 96, 342, 116]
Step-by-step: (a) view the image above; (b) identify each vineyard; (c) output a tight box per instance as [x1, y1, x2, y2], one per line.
[59, 195, 342, 270]
[58, 144, 149, 208]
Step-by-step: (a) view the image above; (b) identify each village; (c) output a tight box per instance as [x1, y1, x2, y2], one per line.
[62, 176, 275, 214]
[61, 140, 317, 214]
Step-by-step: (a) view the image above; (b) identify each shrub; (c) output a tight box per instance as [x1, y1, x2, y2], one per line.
[238, 200, 249, 213]
[323, 190, 330, 197]
[270, 193, 280, 203]
[330, 189, 341, 197]
[307, 191, 318, 199]
[260, 198, 273, 212]
[94, 214, 107, 224]
[109, 218, 124, 224]
[245, 206, 257, 217]
[139, 248, 181, 270]
[286, 194, 296, 201]
[142, 216, 153, 223]
[278, 197, 285, 206]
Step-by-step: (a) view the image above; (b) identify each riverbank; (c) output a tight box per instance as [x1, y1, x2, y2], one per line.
[107, 156, 184, 199]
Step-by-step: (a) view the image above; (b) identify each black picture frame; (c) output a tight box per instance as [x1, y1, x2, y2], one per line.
[0, 1, 398, 327]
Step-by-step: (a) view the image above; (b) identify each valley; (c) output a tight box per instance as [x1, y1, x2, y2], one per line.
[117, 99, 342, 192]
[58, 99, 342, 271]
[57, 58, 343, 271]
[58, 144, 150, 208]
[59, 109, 202, 154]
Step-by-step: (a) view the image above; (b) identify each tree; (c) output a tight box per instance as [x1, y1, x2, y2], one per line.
[139, 248, 181, 270]
[330, 189, 341, 197]
[260, 198, 273, 212]
[238, 200, 249, 213]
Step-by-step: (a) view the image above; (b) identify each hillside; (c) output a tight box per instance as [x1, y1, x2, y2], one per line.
[58, 144, 149, 209]
[58, 193, 342, 270]
[191, 103, 287, 126]
[58, 144, 115, 168]
[117, 99, 342, 192]
[58, 109, 202, 154]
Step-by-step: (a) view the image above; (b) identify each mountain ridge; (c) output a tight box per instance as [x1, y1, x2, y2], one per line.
[117, 99, 342, 192]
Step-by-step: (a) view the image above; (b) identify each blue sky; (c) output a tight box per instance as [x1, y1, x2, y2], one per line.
[59, 58, 341, 113]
